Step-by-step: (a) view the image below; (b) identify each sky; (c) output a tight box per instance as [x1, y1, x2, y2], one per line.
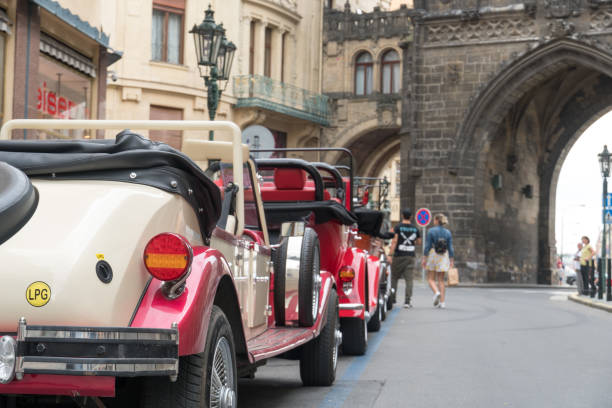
[555, 111, 612, 256]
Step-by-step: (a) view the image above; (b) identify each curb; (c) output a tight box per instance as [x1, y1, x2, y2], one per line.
[453, 283, 576, 290]
[568, 294, 612, 313]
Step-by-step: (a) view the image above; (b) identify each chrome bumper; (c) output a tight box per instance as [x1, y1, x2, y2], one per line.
[339, 303, 365, 311]
[11, 318, 178, 383]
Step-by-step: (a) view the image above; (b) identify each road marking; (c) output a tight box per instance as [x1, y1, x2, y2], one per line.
[318, 306, 401, 408]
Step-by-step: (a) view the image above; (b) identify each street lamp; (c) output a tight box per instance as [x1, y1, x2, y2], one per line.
[190, 5, 236, 140]
[598, 145, 611, 300]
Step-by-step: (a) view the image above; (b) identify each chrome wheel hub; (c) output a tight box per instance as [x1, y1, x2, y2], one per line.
[210, 337, 236, 408]
[333, 326, 342, 370]
[312, 246, 321, 321]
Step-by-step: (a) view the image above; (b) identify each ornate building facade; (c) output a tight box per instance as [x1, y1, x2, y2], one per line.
[323, 0, 612, 283]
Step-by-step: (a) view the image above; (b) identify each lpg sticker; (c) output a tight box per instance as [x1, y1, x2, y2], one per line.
[26, 281, 51, 307]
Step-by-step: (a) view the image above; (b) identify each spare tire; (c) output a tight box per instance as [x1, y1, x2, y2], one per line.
[299, 228, 321, 327]
[0, 162, 38, 245]
[272, 238, 288, 326]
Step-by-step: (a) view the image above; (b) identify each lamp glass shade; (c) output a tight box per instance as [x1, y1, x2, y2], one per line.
[599, 145, 611, 178]
[190, 6, 224, 72]
[219, 40, 236, 81]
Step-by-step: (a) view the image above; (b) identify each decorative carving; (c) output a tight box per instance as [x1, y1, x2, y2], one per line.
[425, 18, 537, 45]
[324, 7, 413, 43]
[590, 8, 612, 30]
[548, 18, 576, 36]
[461, 10, 481, 22]
[524, 2, 537, 18]
[264, 0, 297, 14]
[544, 0, 581, 19]
[588, 0, 612, 9]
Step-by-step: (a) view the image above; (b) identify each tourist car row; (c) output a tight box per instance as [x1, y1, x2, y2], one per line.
[0, 119, 393, 407]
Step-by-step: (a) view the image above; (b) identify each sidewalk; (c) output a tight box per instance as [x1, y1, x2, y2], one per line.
[568, 293, 612, 313]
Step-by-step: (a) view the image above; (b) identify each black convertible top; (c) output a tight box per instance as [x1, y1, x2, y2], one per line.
[0, 131, 221, 238]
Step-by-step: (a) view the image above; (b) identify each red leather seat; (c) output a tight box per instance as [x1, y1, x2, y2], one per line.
[260, 168, 331, 201]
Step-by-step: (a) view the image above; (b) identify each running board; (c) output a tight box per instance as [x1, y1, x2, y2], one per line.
[247, 327, 315, 362]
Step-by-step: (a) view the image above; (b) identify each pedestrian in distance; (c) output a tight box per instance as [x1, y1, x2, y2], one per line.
[574, 242, 584, 293]
[388, 208, 421, 308]
[422, 213, 454, 309]
[579, 236, 596, 296]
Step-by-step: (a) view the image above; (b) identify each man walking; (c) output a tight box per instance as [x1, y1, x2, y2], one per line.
[389, 208, 421, 308]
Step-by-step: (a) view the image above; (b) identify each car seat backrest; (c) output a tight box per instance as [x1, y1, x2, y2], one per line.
[274, 168, 306, 190]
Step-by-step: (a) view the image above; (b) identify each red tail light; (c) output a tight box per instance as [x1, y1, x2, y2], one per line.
[144, 233, 193, 281]
[339, 266, 355, 282]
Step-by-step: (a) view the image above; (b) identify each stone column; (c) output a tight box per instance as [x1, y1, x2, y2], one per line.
[254, 20, 266, 76]
[270, 29, 284, 82]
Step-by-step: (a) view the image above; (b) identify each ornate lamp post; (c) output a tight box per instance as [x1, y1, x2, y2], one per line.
[599, 145, 611, 300]
[190, 5, 236, 141]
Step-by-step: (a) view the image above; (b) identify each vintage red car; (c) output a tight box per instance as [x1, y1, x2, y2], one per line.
[0, 119, 340, 407]
[255, 155, 384, 355]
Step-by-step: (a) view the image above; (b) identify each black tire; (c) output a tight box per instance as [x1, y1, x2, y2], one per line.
[299, 228, 321, 327]
[341, 317, 368, 356]
[381, 290, 388, 321]
[300, 291, 340, 386]
[140, 306, 237, 408]
[273, 238, 288, 326]
[367, 294, 382, 332]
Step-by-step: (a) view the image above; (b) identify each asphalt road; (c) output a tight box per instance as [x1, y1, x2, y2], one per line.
[238, 283, 612, 408]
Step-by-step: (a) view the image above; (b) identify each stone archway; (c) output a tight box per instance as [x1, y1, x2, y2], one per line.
[453, 38, 612, 283]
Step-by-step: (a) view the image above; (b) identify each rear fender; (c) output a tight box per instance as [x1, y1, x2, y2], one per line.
[131, 247, 247, 357]
[366, 255, 382, 312]
[338, 247, 367, 319]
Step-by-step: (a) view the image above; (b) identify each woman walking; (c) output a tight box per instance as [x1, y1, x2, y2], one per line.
[422, 214, 454, 309]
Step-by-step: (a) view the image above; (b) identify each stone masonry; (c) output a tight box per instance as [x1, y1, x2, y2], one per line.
[323, 0, 612, 283]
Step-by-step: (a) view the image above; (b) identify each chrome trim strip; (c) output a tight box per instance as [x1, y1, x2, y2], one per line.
[24, 329, 177, 342]
[339, 303, 365, 311]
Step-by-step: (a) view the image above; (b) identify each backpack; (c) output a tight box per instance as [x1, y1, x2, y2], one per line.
[434, 238, 448, 255]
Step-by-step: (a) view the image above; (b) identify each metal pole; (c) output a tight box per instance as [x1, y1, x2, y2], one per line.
[206, 67, 220, 141]
[422, 226, 426, 282]
[605, 176, 611, 301]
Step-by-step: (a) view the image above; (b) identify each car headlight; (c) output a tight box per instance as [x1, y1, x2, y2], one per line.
[0, 335, 16, 384]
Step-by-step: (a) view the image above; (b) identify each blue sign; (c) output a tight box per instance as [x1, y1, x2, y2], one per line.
[415, 208, 432, 228]
[605, 209, 612, 225]
[606, 193, 612, 209]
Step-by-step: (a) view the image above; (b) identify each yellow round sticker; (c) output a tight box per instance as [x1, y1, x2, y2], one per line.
[26, 282, 51, 307]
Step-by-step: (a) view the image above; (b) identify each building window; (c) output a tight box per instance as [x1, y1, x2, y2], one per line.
[36, 55, 92, 139]
[381, 49, 400, 94]
[355, 52, 373, 96]
[326, 0, 334, 8]
[151, 0, 185, 64]
[249, 21, 255, 75]
[264, 27, 272, 77]
[149, 105, 183, 150]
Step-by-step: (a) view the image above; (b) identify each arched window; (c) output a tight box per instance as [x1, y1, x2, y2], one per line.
[355, 52, 373, 96]
[381, 50, 400, 94]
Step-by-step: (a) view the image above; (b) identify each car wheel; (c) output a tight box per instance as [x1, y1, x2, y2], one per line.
[299, 228, 321, 327]
[367, 294, 382, 332]
[140, 306, 237, 408]
[300, 291, 340, 386]
[341, 316, 368, 356]
[380, 285, 388, 321]
[273, 238, 288, 326]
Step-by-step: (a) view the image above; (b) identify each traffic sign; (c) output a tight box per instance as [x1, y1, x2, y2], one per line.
[415, 208, 432, 228]
[605, 209, 612, 225]
[607, 193, 612, 209]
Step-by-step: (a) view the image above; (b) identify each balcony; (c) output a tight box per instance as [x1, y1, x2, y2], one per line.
[233, 75, 330, 126]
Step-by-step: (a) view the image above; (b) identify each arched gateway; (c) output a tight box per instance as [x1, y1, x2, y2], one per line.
[324, 1, 612, 283]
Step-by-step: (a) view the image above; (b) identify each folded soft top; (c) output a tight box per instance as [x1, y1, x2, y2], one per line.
[0, 131, 221, 238]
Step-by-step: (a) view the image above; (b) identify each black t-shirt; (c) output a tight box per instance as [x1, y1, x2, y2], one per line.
[393, 223, 420, 257]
